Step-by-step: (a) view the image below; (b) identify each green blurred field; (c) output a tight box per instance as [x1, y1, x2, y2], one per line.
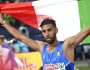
[77, 67, 90, 70]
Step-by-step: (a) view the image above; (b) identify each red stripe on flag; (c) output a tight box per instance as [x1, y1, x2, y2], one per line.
[0, 2, 38, 29]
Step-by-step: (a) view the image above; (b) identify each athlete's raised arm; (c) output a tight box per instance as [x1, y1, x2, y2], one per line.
[0, 13, 45, 52]
[68, 26, 90, 48]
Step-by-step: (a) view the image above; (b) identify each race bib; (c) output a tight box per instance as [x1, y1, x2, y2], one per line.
[44, 63, 66, 70]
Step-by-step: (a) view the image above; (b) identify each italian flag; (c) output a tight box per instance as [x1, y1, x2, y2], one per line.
[0, 0, 90, 44]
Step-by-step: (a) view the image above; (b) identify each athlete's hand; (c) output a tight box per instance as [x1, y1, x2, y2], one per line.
[0, 13, 4, 24]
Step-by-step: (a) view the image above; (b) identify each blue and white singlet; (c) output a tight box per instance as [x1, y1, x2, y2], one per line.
[42, 41, 74, 70]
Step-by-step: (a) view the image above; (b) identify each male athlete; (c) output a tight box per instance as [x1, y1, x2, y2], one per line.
[0, 13, 90, 70]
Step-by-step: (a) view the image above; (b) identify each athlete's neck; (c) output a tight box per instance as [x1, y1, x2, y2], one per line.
[47, 40, 59, 52]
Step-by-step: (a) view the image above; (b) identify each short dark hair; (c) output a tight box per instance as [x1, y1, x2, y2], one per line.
[40, 18, 57, 28]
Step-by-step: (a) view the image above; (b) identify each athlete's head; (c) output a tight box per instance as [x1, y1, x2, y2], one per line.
[40, 18, 58, 44]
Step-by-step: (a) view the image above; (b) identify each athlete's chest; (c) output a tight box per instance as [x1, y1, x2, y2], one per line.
[42, 49, 64, 64]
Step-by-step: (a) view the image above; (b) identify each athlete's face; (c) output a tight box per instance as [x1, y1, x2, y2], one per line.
[41, 24, 58, 44]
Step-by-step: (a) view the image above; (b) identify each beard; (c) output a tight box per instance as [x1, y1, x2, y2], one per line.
[44, 34, 56, 44]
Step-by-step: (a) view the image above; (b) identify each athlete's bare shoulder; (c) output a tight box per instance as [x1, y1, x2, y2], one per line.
[62, 36, 75, 49]
[62, 36, 75, 62]
[35, 40, 46, 52]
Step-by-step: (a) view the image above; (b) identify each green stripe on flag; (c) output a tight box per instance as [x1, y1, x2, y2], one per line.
[78, 0, 90, 44]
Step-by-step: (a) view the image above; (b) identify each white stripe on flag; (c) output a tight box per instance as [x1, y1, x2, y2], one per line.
[33, 0, 80, 40]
